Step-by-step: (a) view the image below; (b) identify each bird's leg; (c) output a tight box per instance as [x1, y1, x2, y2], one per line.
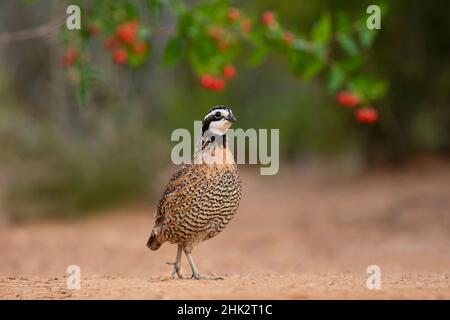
[166, 244, 183, 279]
[183, 247, 223, 280]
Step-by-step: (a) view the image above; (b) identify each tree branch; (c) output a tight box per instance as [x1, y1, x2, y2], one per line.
[0, 17, 65, 44]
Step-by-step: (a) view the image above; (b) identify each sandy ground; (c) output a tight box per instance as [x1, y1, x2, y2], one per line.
[1, 160, 450, 299]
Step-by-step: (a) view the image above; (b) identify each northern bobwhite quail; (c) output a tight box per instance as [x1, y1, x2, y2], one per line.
[147, 106, 242, 280]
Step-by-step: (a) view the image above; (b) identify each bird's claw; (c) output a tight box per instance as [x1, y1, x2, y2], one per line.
[166, 261, 183, 279]
[191, 273, 224, 280]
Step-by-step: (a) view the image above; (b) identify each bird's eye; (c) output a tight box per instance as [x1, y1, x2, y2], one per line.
[215, 111, 221, 117]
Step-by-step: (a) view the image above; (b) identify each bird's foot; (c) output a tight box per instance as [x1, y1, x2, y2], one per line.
[166, 262, 183, 279]
[191, 272, 224, 280]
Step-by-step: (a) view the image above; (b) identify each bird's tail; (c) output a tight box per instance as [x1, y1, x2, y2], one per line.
[147, 231, 162, 251]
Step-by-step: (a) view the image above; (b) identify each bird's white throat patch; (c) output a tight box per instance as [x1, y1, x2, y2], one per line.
[208, 118, 232, 135]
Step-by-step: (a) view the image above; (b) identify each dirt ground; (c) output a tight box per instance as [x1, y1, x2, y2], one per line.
[1, 159, 450, 299]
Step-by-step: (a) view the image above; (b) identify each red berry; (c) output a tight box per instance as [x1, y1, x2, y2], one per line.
[116, 20, 139, 44]
[209, 26, 224, 41]
[113, 48, 128, 65]
[104, 37, 119, 49]
[337, 91, 360, 108]
[200, 75, 226, 91]
[133, 41, 148, 55]
[200, 75, 212, 87]
[356, 107, 378, 124]
[261, 11, 276, 26]
[228, 8, 241, 22]
[223, 64, 236, 79]
[211, 78, 226, 90]
[62, 47, 79, 68]
[241, 19, 252, 33]
[283, 31, 295, 45]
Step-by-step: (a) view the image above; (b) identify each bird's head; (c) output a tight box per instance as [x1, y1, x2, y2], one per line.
[202, 105, 236, 136]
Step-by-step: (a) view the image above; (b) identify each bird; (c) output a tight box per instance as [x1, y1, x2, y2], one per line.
[147, 105, 242, 280]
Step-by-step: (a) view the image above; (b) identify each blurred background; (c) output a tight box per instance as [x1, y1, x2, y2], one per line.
[0, 0, 449, 221]
[0, 0, 450, 299]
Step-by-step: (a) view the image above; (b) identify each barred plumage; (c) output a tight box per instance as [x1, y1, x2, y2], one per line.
[147, 106, 241, 279]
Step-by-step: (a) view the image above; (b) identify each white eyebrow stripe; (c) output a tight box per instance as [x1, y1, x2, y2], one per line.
[204, 108, 230, 120]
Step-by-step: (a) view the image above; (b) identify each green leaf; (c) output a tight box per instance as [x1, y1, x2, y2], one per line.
[195, 0, 229, 21]
[75, 65, 98, 107]
[189, 35, 217, 60]
[303, 60, 324, 79]
[349, 76, 388, 100]
[291, 51, 324, 80]
[128, 50, 150, 68]
[340, 55, 363, 72]
[328, 64, 345, 92]
[359, 27, 377, 48]
[188, 36, 227, 75]
[147, 0, 165, 16]
[168, 0, 187, 15]
[311, 13, 332, 45]
[178, 12, 194, 36]
[337, 33, 359, 56]
[162, 37, 184, 67]
[336, 11, 351, 33]
[247, 46, 269, 68]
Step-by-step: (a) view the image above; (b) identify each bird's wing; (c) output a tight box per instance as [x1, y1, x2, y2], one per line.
[154, 164, 207, 227]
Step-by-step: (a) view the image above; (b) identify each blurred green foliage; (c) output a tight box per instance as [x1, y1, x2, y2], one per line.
[0, 0, 449, 221]
[0, 106, 166, 221]
[61, 0, 384, 106]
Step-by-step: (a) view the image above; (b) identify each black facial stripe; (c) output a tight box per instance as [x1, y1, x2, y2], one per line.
[202, 114, 225, 134]
[205, 106, 230, 119]
[202, 116, 222, 133]
[202, 118, 211, 135]
[202, 105, 233, 135]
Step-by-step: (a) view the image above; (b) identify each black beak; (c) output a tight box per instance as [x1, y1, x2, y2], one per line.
[226, 113, 236, 122]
